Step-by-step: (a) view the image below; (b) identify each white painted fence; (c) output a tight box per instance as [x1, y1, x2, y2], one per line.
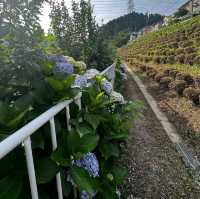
[0, 64, 115, 199]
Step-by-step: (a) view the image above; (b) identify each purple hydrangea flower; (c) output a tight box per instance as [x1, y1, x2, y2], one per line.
[54, 62, 74, 74]
[120, 72, 127, 80]
[72, 75, 88, 88]
[74, 153, 99, 177]
[80, 191, 90, 199]
[80, 191, 96, 199]
[84, 69, 100, 80]
[48, 54, 66, 63]
[100, 79, 113, 95]
[110, 91, 125, 104]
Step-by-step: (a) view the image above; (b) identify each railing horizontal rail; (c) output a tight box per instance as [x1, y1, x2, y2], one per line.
[0, 93, 82, 159]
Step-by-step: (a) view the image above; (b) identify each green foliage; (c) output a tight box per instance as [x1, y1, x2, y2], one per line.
[101, 12, 163, 48]
[70, 166, 94, 196]
[0, 1, 142, 198]
[49, 0, 114, 70]
[0, 175, 23, 199]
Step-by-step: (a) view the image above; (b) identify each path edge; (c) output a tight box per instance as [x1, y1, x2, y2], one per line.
[126, 65, 200, 178]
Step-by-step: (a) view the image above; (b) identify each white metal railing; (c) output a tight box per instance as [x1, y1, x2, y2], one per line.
[0, 64, 115, 199]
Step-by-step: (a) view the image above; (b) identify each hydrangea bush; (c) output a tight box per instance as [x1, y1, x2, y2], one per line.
[0, 54, 142, 199]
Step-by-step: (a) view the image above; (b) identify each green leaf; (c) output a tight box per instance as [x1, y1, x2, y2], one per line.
[0, 175, 23, 199]
[67, 132, 99, 158]
[112, 166, 127, 185]
[35, 157, 59, 184]
[7, 108, 29, 129]
[70, 166, 94, 196]
[62, 75, 75, 88]
[78, 134, 99, 154]
[60, 170, 72, 197]
[51, 148, 71, 167]
[84, 113, 104, 130]
[46, 77, 64, 91]
[105, 130, 128, 141]
[99, 141, 120, 159]
[77, 123, 94, 137]
[0, 102, 29, 129]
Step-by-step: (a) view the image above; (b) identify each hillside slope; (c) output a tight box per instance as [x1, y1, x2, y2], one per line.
[101, 12, 163, 48]
[122, 15, 200, 70]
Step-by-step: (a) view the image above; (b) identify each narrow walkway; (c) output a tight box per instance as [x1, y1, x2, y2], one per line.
[120, 73, 200, 199]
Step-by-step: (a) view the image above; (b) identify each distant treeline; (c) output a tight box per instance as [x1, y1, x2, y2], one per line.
[101, 12, 164, 47]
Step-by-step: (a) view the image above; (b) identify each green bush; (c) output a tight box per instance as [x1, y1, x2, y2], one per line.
[183, 87, 200, 105]
[174, 80, 187, 96]
[159, 76, 173, 89]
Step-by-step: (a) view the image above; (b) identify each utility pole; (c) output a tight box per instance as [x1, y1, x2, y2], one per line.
[191, 0, 194, 13]
[128, 0, 134, 14]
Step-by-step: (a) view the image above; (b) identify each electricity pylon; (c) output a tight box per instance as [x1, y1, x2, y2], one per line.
[128, 0, 134, 14]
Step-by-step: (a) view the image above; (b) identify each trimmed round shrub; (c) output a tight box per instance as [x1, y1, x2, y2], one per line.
[153, 56, 161, 64]
[183, 73, 194, 85]
[194, 76, 200, 88]
[194, 56, 200, 65]
[169, 69, 179, 79]
[166, 55, 175, 64]
[184, 54, 195, 65]
[159, 76, 173, 89]
[183, 87, 200, 105]
[176, 72, 194, 85]
[175, 54, 185, 64]
[184, 47, 195, 54]
[154, 73, 166, 83]
[174, 80, 187, 96]
[163, 69, 171, 76]
[139, 64, 147, 72]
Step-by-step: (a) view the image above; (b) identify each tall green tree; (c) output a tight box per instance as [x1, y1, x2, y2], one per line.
[0, 0, 46, 101]
[50, 0, 111, 68]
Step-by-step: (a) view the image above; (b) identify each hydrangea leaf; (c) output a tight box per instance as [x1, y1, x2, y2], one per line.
[70, 165, 94, 196]
[84, 113, 104, 130]
[35, 157, 59, 184]
[0, 175, 23, 199]
[99, 141, 120, 160]
[112, 166, 128, 185]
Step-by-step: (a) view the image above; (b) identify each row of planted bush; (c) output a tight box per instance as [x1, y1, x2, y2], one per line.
[130, 60, 200, 106]
[123, 16, 200, 67]
[0, 54, 141, 199]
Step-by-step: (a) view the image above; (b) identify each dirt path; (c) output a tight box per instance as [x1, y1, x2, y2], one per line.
[120, 73, 200, 199]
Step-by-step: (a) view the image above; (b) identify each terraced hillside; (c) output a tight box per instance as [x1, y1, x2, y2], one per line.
[123, 15, 200, 68]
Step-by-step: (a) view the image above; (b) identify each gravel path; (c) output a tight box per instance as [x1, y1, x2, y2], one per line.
[120, 73, 200, 199]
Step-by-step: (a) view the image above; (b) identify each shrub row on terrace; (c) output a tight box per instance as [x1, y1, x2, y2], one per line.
[124, 15, 200, 67]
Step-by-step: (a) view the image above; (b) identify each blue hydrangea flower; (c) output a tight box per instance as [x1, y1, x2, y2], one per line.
[100, 79, 113, 95]
[120, 72, 127, 80]
[110, 91, 125, 104]
[84, 69, 100, 80]
[72, 75, 88, 88]
[54, 62, 74, 74]
[48, 54, 66, 63]
[120, 63, 126, 72]
[80, 191, 90, 199]
[80, 191, 96, 199]
[74, 153, 99, 177]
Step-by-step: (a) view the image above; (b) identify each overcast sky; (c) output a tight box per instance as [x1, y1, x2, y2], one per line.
[40, 0, 188, 32]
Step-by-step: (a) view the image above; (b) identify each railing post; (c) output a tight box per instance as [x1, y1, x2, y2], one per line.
[50, 118, 63, 199]
[66, 105, 71, 132]
[23, 137, 39, 199]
